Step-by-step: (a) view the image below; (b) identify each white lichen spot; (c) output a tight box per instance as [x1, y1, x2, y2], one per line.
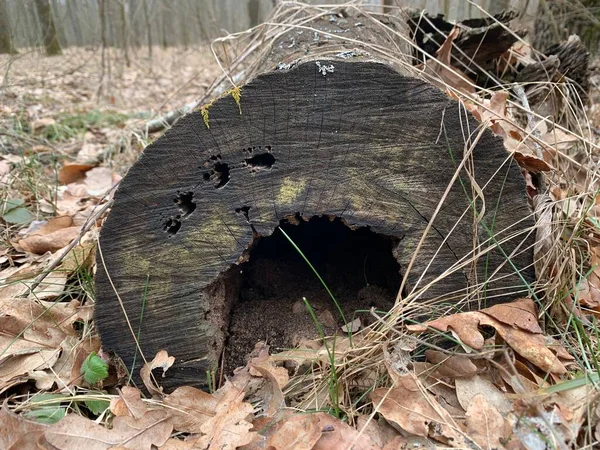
[277, 59, 300, 71]
[315, 61, 334, 76]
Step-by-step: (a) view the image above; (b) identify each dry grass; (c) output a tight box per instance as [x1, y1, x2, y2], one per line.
[1, 1, 600, 448]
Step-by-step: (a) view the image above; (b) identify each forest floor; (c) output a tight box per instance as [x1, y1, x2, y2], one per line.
[1, 43, 600, 449]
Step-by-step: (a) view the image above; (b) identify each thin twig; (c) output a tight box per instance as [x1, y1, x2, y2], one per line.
[18, 197, 114, 298]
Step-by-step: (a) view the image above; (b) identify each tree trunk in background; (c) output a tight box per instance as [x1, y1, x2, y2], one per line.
[248, 0, 260, 28]
[119, 0, 130, 66]
[34, 0, 62, 55]
[181, 14, 189, 49]
[143, 0, 152, 59]
[66, 0, 83, 46]
[51, 0, 67, 49]
[0, 0, 16, 54]
[161, 11, 168, 48]
[98, 0, 111, 96]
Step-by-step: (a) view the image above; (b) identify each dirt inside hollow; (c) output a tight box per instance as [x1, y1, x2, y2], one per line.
[223, 216, 403, 375]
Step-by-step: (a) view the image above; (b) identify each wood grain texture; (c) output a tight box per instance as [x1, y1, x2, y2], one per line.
[95, 60, 535, 390]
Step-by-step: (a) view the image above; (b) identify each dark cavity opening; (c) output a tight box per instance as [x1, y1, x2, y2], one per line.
[174, 191, 196, 217]
[201, 155, 231, 189]
[163, 216, 181, 235]
[222, 215, 402, 374]
[244, 152, 276, 170]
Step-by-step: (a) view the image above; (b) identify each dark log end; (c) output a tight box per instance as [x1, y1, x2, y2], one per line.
[95, 60, 534, 390]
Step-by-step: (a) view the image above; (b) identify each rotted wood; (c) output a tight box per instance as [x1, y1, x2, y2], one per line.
[515, 35, 590, 123]
[407, 10, 526, 85]
[95, 7, 535, 391]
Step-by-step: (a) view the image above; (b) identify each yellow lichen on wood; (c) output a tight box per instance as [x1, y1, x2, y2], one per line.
[228, 86, 242, 115]
[196, 87, 241, 129]
[200, 104, 211, 129]
[277, 177, 306, 205]
[185, 210, 241, 255]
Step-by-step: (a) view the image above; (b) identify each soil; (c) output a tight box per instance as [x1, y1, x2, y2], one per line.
[223, 216, 402, 374]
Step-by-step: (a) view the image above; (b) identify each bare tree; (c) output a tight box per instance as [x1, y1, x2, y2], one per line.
[248, 0, 260, 28]
[34, 0, 62, 55]
[66, 0, 82, 46]
[0, 0, 17, 54]
[142, 0, 152, 59]
[117, 0, 130, 66]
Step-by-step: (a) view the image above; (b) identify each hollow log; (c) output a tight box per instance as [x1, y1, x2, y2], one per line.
[95, 7, 535, 390]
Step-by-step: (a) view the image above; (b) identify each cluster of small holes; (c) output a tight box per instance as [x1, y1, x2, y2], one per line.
[242, 145, 276, 172]
[163, 216, 182, 235]
[200, 154, 231, 189]
[162, 191, 196, 236]
[175, 191, 196, 217]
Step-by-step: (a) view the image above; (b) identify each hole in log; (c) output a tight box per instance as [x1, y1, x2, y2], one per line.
[242, 145, 275, 171]
[163, 216, 181, 235]
[201, 155, 231, 189]
[235, 205, 251, 222]
[244, 152, 276, 170]
[174, 191, 196, 217]
[220, 215, 402, 374]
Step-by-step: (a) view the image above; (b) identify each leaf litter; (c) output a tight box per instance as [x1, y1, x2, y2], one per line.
[1, 5, 600, 450]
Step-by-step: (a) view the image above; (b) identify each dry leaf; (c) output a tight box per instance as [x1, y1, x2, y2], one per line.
[59, 241, 96, 275]
[371, 373, 468, 446]
[110, 386, 147, 419]
[249, 363, 285, 419]
[420, 27, 475, 95]
[313, 413, 381, 450]
[407, 299, 568, 374]
[414, 362, 465, 417]
[32, 272, 68, 300]
[196, 381, 255, 450]
[141, 350, 176, 397]
[266, 414, 322, 450]
[357, 415, 403, 448]
[424, 350, 478, 378]
[341, 317, 361, 333]
[482, 298, 543, 333]
[164, 385, 218, 433]
[248, 345, 289, 390]
[0, 296, 83, 389]
[465, 394, 509, 450]
[540, 128, 578, 151]
[0, 402, 49, 449]
[31, 216, 74, 235]
[512, 151, 554, 173]
[0, 297, 70, 358]
[58, 164, 94, 185]
[455, 375, 513, 415]
[50, 335, 99, 392]
[45, 410, 172, 450]
[84, 167, 119, 196]
[18, 226, 80, 254]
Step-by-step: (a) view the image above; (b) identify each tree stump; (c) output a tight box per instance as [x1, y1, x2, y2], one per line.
[95, 8, 535, 390]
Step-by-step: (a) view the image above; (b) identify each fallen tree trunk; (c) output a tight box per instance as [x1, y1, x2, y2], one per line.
[95, 5, 535, 391]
